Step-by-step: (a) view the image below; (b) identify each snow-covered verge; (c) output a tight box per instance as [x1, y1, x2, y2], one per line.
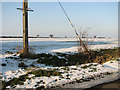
[51, 43, 118, 53]
[1, 59, 119, 89]
[62, 72, 119, 88]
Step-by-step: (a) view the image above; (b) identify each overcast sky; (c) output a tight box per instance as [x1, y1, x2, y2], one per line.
[2, 1, 118, 38]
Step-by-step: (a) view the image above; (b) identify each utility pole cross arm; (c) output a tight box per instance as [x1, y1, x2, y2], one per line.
[17, 8, 34, 12]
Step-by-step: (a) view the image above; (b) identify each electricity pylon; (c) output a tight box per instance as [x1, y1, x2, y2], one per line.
[17, 0, 33, 55]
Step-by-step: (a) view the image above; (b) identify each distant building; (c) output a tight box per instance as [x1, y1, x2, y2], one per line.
[98, 37, 105, 38]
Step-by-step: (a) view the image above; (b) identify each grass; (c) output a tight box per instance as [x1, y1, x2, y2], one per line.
[63, 67, 69, 71]
[110, 61, 113, 63]
[116, 58, 120, 61]
[81, 65, 90, 69]
[28, 69, 62, 77]
[18, 48, 119, 67]
[81, 64, 93, 69]
[18, 62, 28, 68]
[2, 74, 29, 89]
[90, 67, 97, 72]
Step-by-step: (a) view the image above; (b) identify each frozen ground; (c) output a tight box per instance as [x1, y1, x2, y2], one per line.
[51, 44, 118, 53]
[51, 38, 118, 52]
[1, 59, 120, 89]
[0, 38, 119, 89]
[0, 38, 118, 72]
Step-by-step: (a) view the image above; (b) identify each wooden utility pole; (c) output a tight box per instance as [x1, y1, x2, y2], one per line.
[23, 0, 28, 54]
[17, 0, 33, 55]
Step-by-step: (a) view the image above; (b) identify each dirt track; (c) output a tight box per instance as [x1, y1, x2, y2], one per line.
[86, 80, 120, 90]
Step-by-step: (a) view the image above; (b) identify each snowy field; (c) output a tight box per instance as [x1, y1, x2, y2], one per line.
[0, 38, 119, 89]
[0, 38, 118, 54]
[0, 38, 117, 42]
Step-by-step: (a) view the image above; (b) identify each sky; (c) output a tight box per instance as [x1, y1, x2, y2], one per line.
[2, 1, 118, 38]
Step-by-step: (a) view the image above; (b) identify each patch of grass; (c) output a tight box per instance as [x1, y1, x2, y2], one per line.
[63, 67, 69, 71]
[28, 69, 62, 77]
[72, 68, 77, 70]
[81, 64, 93, 69]
[39, 55, 66, 67]
[81, 65, 89, 69]
[5, 51, 13, 54]
[18, 62, 28, 68]
[116, 58, 120, 61]
[2, 74, 29, 89]
[18, 48, 119, 67]
[2, 69, 62, 89]
[19, 53, 37, 59]
[93, 64, 98, 66]
[37, 59, 41, 63]
[30, 63, 35, 67]
[110, 61, 113, 63]
[56, 53, 67, 57]
[90, 67, 97, 72]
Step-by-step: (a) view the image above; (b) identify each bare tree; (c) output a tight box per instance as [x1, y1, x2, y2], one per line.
[77, 26, 91, 53]
[37, 34, 39, 38]
[49, 34, 54, 38]
[65, 36, 67, 38]
[94, 36, 97, 38]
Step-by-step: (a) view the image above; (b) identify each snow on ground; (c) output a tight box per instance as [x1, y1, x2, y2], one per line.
[1, 60, 119, 89]
[46, 37, 118, 53]
[0, 53, 50, 73]
[51, 43, 118, 53]
[2, 69, 27, 82]
[62, 72, 118, 88]
[0, 38, 117, 42]
[62, 60, 120, 88]
[0, 38, 119, 89]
